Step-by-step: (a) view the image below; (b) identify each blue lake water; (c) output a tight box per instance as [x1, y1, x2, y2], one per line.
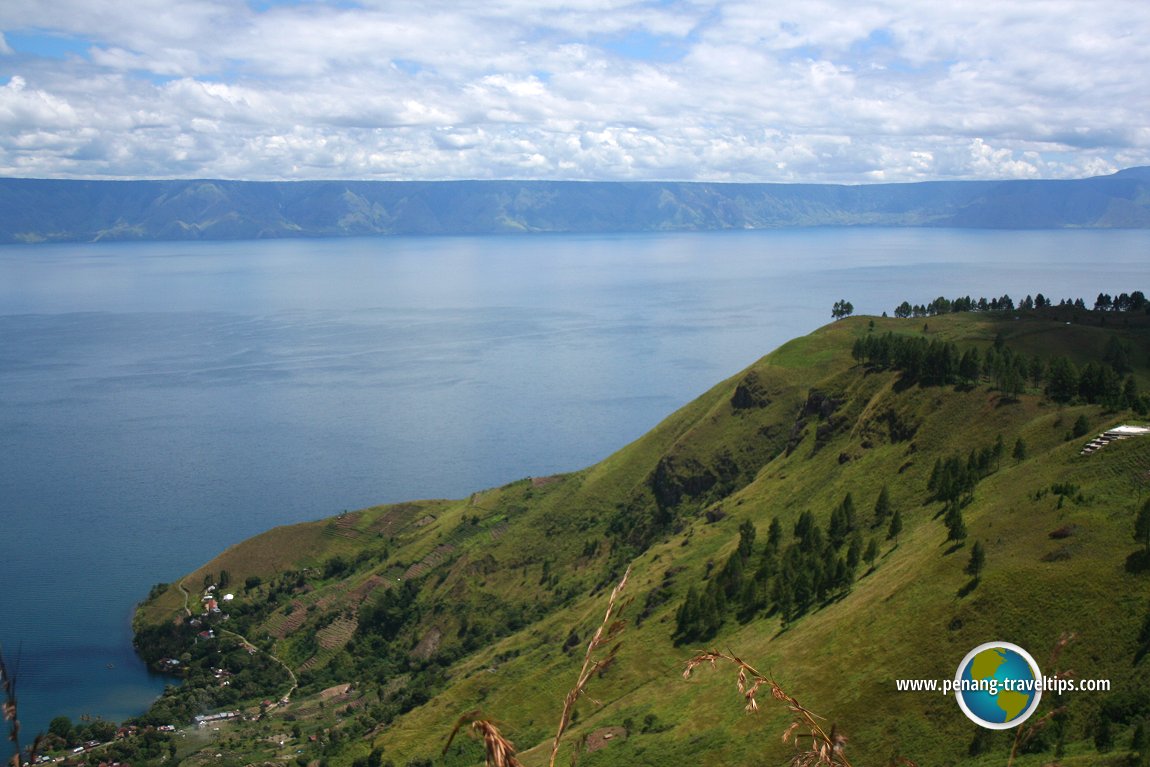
[2, 227, 1149, 738]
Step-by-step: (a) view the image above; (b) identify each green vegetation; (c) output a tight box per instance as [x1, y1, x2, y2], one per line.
[122, 302, 1150, 767]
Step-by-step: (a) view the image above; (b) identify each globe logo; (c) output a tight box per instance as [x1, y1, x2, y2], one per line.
[954, 642, 1043, 729]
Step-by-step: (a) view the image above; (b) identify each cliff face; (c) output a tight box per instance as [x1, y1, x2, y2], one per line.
[132, 307, 1150, 767]
[4, 170, 1150, 243]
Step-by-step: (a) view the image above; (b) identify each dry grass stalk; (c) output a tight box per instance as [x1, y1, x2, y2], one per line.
[443, 710, 524, 767]
[2, 647, 23, 767]
[1006, 632, 1075, 767]
[547, 566, 631, 767]
[1, 647, 43, 767]
[683, 650, 856, 767]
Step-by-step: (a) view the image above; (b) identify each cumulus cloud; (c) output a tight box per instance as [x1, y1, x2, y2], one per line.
[0, 0, 1147, 181]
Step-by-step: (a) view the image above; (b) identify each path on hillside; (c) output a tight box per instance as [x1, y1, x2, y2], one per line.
[219, 629, 298, 710]
[177, 580, 191, 617]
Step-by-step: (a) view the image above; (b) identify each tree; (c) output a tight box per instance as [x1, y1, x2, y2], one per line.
[1136, 498, 1150, 551]
[965, 541, 985, 578]
[846, 534, 863, 573]
[1012, 437, 1027, 463]
[887, 509, 903, 542]
[829, 493, 857, 548]
[1131, 720, 1148, 760]
[673, 586, 703, 645]
[1028, 355, 1045, 387]
[766, 517, 782, 553]
[894, 300, 912, 319]
[49, 716, 74, 743]
[736, 519, 756, 561]
[958, 348, 980, 384]
[831, 299, 854, 320]
[1045, 356, 1079, 403]
[1105, 336, 1132, 374]
[945, 503, 967, 541]
[1125, 376, 1142, 411]
[872, 485, 892, 527]
[1095, 712, 1115, 752]
[864, 538, 879, 570]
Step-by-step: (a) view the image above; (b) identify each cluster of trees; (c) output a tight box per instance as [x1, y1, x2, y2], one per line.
[45, 716, 118, 749]
[831, 299, 855, 320]
[852, 329, 1145, 412]
[927, 437, 1005, 543]
[894, 294, 1020, 318]
[674, 491, 898, 642]
[1093, 291, 1148, 312]
[891, 290, 1147, 319]
[43, 717, 175, 765]
[1045, 342, 1144, 412]
[133, 632, 290, 728]
[852, 332, 1034, 396]
[851, 332, 965, 386]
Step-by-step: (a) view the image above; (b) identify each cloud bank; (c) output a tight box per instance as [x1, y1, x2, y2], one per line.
[1, 0, 1148, 182]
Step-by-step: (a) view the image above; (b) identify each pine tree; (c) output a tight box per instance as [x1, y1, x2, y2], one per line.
[1013, 437, 1027, 463]
[736, 519, 756, 561]
[673, 586, 702, 644]
[1136, 498, 1150, 551]
[1130, 720, 1147, 758]
[817, 547, 838, 601]
[965, 540, 985, 578]
[888, 509, 903, 542]
[737, 576, 764, 623]
[1095, 712, 1115, 753]
[828, 493, 857, 549]
[1126, 376, 1142, 411]
[958, 348, 980, 384]
[834, 555, 852, 592]
[773, 572, 796, 625]
[700, 586, 723, 639]
[945, 502, 967, 541]
[873, 485, 892, 527]
[846, 533, 863, 573]
[794, 511, 816, 550]
[927, 458, 942, 495]
[864, 538, 879, 571]
[766, 517, 782, 553]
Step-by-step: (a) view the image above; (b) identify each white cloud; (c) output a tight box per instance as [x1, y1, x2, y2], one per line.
[0, 0, 1148, 181]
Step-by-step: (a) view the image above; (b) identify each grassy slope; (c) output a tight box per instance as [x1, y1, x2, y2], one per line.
[137, 309, 1150, 767]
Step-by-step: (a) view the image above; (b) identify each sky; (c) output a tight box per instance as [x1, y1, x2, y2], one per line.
[1, 0, 1149, 183]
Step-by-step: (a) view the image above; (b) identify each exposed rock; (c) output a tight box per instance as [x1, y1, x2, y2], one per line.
[731, 371, 771, 410]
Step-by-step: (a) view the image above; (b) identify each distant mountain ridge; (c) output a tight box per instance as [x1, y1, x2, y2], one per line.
[2, 168, 1150, 243]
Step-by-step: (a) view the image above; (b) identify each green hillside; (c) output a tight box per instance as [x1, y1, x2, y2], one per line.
[130, 304, 1150, 767]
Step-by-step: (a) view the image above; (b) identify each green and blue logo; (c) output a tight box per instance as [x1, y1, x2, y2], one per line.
[954, 642, 1043, 729]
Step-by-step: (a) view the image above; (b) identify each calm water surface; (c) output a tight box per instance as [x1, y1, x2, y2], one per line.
[2, 228, 1148, 736]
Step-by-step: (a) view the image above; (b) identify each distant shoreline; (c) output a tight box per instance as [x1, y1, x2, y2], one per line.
[2, 169, 1150, 244]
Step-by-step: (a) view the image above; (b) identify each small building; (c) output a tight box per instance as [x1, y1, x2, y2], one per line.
[1081, 424, 1150, 455]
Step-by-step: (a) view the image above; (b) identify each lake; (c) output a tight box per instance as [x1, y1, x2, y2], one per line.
[2, 227, 1149, 738]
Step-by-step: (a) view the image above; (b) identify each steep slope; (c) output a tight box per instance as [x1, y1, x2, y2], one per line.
[134, 306, 1150, 767]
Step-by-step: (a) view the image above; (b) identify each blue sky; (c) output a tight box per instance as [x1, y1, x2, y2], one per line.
[1, 0, 1148, 182]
